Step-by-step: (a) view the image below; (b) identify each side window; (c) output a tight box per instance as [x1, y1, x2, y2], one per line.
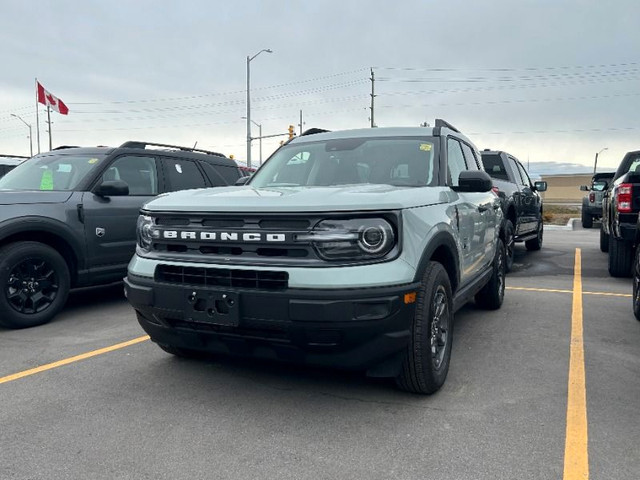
[201, 162, 239, 186]
[446, 138, 467, 187]
[163, 158, 207, 192]
[460, 142, 480, 170]
[103, 155, 158, 196]
[515, 160, 532, 187]
[508, 157, 526, 186]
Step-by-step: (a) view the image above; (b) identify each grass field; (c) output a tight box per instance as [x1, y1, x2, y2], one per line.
[544, 203, 582, 225]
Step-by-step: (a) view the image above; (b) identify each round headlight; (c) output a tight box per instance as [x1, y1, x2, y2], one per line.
[359, 223, 392, 254]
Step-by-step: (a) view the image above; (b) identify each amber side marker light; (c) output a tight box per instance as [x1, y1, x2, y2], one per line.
[404, 292, 417, 304]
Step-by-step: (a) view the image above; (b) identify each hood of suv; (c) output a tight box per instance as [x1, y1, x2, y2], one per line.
[144, 184, 448, 213]
[0, 190, 73, 205]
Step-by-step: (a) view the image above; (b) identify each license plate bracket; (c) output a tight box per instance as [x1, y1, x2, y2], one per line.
[183, 289, 240, 326]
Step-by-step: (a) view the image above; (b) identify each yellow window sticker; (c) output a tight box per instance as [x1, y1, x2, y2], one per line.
[88, 158, 99, 164]
[419, 144, 432, 151]
[40, 170, 53, 190]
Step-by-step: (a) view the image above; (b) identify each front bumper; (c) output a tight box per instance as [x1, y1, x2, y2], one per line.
[125, 274, 420, 374]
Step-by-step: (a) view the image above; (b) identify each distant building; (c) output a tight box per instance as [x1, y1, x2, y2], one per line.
[539, 172, 614, 204]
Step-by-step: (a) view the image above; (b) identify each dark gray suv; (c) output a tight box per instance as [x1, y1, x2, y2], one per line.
[0, 142, 241, 329]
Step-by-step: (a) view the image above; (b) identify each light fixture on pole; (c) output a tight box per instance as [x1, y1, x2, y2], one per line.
[246, 48, 272, 168]
[242, 117, 263, 165]
[10, 113, 33, 157]
[593, 147, 608, 175]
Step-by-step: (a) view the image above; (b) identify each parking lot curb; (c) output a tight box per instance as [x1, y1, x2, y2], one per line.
[546, 218, 577, 231]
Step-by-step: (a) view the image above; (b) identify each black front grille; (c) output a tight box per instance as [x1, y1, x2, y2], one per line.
[156, 265, 288, 290]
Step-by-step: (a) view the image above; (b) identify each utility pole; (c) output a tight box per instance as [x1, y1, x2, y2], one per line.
[299, 109, 303, 135]
[47, 105, 52, 151]
[369, 68, 376, 128]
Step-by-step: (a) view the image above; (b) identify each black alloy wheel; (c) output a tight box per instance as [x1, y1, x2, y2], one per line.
[6, 258, 60, 314]
[0, 242, 70, 329]
[430, 285, 450, 370]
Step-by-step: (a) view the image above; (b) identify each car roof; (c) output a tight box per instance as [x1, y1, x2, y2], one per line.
[0, 155, 29, 166]
[289, 126, 475, 146]
[31, 144, 238, 167]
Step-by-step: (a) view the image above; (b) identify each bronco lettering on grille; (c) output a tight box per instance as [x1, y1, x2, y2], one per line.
[161, 230, 286, 242]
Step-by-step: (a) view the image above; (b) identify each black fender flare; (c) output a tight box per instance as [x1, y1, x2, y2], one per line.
[0, 216, 86, 271]
[413, 231, 460, 292]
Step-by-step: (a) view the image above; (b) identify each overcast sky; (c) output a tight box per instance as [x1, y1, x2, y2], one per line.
[1, 0, 638, 173]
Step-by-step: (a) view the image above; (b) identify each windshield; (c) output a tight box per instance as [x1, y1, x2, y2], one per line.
[249, 136, 438, 188]
[0, 153, 107, 191]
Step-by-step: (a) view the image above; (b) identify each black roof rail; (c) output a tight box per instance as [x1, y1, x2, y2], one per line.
[0, 153, 28, 158]
[300, 128, 331, 137]
[52, 145, 81, 150]
[434, 119, 460, 133]
[119, 141, 226, 158]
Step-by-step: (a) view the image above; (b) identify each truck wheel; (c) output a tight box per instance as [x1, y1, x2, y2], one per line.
[396, 262, 453, 395]
[525, 220, 543, 251]
[475, 238, 506, 310]
[504, 220, 515, 273]
[0, 242, 70, 329]
[608, 237, 634, 278]
[633, 249, 640, 321]
[600, 227, 609, 253]
[581, 210, 593, 229]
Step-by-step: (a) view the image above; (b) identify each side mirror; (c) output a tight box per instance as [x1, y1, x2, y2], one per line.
[235, 176, 250, 186]
[534, 181, 548, 192]
[579, 185, 589, 191]
[95, 180, 129, 197]
[457, 170, 492, 193]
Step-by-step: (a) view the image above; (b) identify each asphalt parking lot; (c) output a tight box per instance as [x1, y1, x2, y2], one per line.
[1, 225, 638, 480]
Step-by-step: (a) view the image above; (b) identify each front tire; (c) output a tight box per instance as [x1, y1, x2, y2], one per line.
[582, 210, 593, 229]
[633, 248, 640, 321]
[525, 220, 543, 251]
[475, 238, 506, 310]
[396, 262, 453, 395]
[0, 242, 70, 329]
[504, 220, 515, 273]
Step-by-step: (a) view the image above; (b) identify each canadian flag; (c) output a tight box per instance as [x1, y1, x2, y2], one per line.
[37, 81, 69, 115]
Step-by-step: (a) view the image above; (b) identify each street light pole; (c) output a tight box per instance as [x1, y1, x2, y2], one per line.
[10, 113, 33, 157]
[246, 48, 272, 169]
[242, 117, 263, 165]
[593, 147, 608, 175]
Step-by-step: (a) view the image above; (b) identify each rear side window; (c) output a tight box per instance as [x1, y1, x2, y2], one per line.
[201, 162, 242, 186]
[460, 142, 480, 170]
[162, 158, 207, 192]
[447, 138, 467, 187]
[481, 154, 509, 181]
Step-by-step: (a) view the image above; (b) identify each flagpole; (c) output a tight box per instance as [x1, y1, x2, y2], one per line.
[47, 105, 52, 151]
[35, 78, 41, 154]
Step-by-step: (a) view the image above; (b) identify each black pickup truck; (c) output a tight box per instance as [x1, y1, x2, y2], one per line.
[0, 142, 242, 328]
[601, 150, 640, 277]
[481, 150, 547, 271]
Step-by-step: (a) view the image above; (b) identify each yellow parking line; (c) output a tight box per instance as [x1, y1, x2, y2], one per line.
[507, 286, 631, 298]
[0, 335, 150, 385]
[563, 248, 589, 479]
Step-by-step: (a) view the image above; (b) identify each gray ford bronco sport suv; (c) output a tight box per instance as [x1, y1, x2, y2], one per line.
[125, 120, 506, 394]
[0, 142, 241, 329]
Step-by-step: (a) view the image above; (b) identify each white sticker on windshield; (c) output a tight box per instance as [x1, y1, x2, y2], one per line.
[57, 164, 72, 172]
[175, 164, 183, 174]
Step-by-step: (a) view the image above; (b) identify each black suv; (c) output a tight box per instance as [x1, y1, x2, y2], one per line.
[481, 150, 547, 271]
[0, 141, 241, 328]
